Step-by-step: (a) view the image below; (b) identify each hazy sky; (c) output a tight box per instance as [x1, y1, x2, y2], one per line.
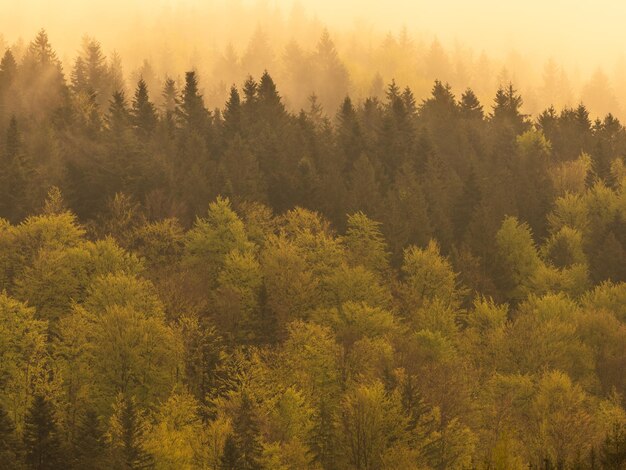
[2, 0, 626, 68]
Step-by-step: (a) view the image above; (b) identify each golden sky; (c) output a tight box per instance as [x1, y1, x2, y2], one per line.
[2, 0, 625, 68]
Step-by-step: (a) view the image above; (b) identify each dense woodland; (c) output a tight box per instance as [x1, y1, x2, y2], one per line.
[1, 30, 626, 469]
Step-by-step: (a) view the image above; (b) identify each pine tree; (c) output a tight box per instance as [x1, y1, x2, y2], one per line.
[0, 49, 17, 94]
[491, 83, 527, 131]
[257, 71, 284, 117]
[242, 76, 258, 109]
[23, 395, 63, 470]
[73, 410, 109, 470]
[308, 399, 338, 470]
[336, 96, 362, 173]
[161, 77, 178, 114]
[109, 395, 154, 470]
[459, 88, 483, 120]
[178, 70, 207, 130]
[107, 90, 130, 131]
[220, 435, 239, 470]
[0, 116, 29, 221]
[453, 165, 482, 240]
[0, 404, 22, 469]
[231, 392, 263, 470]
[160, 77, 178, 136]
[131, 78, 157, 137]
[223, 85, 242, 138]
[70, 56, 88, 93]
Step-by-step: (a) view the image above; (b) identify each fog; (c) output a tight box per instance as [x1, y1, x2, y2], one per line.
[2, 0, 626, 117]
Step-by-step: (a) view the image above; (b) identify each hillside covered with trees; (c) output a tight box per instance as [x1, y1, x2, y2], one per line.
[1, 30, 626, 469]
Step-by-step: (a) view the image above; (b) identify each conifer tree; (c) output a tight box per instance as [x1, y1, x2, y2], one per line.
[178, 70, 207, 131]
[109, 395, 154, 470]
[223, 85, 242, 138]
[23, 395, 63, 470]
[220, 435, 239, 470]
[308, 399, 339, 470]
[336, 96, 362, 173]
[73, 410, 109, 470]
[459, 88, 484, 120]
[131, 78, 157, 137]
[0, 49, 17, 95]
[0, 405, 22, 469]
[0, 116, 29, 221]
[107, 90, 130, 131]
[230, 392, 263, 470]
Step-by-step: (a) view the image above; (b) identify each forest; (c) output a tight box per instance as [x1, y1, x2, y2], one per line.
[1, 29, 626, 469]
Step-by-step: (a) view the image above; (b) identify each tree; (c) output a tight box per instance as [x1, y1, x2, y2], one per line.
[178, 71, 207, 131]
[73, 410, 109, 470]
[494, 216, 542, 301]
[0, 116, 30, 221]
[401, 240, 460, 309]
[131, 78, 157, 137]
[600, 422, 626, 470]
[0, 294, 48, 432]
[344, 212, 390, 275]
[107, 90, 131, 132]
[184, 197, 253, 286]
[340, 381, 408, 470]
[220, 435, 239, 470]
[0, 404, 22, 469]
[108, 394, 154, 469]
[0, 48, 17, 98]
[23, 395, 63, 470]
[223, 85, 242, 139]
[230, 392, 263, 470]
[459, 88, 483, 120]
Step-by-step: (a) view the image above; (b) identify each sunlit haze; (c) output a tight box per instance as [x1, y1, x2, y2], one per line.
[3, 1, 626, 116]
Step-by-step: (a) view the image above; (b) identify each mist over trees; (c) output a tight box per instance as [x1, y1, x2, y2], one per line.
[1, 29, 626, 469]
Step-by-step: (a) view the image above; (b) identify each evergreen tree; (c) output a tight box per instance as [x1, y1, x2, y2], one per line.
[230, 392, 263, 470]
[73, 410, 109, 470]
[23, 395, 63, 470]
[0, 116, 29, 221]
[223, 85, 242, 138]
[0, 405, 22, 469]
[178, 70, 207, 130]
[131, 78, 157, 137]
[107, 90, 130, 131]
[257, 71, 284, 117]
[242, 75, 258, 110]
[491, 83, 528, 133]
[109, 395, 154, 470]
[220, 435, 239, 470]
[454, 165, 482, 240]
[161, 77, 178, 114]
[0, 48, 17, 95]
[336, 96, 362, 173]
[459, 88, 484, 120]
[309, 399, 338, 470]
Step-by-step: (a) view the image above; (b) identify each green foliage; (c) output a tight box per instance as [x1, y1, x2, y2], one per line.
[23, 395, 63, 470]
[0, 294, 48, 432]
[2, 34, 626, 469]
[108, 394, 154, 469]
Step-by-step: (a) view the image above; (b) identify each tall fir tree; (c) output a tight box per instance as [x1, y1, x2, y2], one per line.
[23, 395, 63, 470]
[109, 395, 154, 470]
[230, 392, 263, 470]
[0, 116, 29, 221]
[0, 404, 22, 469]
[72, 410, 109, 470]
[131, 78, 157, 137]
